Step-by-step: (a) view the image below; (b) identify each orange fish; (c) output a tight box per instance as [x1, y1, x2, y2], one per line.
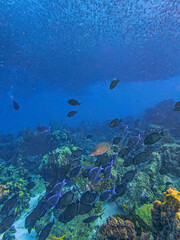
[90, 142, 112, 156]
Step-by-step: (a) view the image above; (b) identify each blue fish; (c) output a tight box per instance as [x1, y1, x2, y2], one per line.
[52, 179, 66, 196]
[80, 191, 97, 204]
[99, 188, 115, 201]
[39, 219, 55, 240]
[82, 167, 91, 178]
[69, 165, 83, 178]
[46, 195, 60, 209]
[104, 160, 114, 179]
[91, 176, 102, 186]
[88, 166, 103, 181]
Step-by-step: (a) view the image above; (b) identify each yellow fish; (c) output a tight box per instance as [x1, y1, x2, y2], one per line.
[48, 234, 66, 240]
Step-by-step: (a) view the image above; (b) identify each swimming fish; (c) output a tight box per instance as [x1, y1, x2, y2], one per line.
[127, 134, 141, 148]
[71, 149, 83, 158]
[58, 200, 79, 223]
[109, 118, 122, 128]
[91, 176, 102, 186]
[114, 182, 127, 197]
[47, 195, 60, 209]
[58, 190, 74, 209]
[123, 157, 133, 167]
[0, 213, 17, 234]
[12, 99, 20, 110]
[52, 179, 66, 196]
[173, 101, 180, 111]
[48, 234, 66, 240]
[67, 99, 80, 106]
[99, 189, 115, 201]
[25, 205, 47, 233]
[39, 219, 55, 240]
[83, 213, 103, 224]
[122, 170, 137, 183]
[104, 160, 113, 180]
[132, 152, 148, 165]
[67, 110, 77, 117]
[118, 148, 130, 158]
[112, 136, 123, 145]
[37, 125, 51, 133]
[88, 166, 103, 181]
[144, 132, 164, 145]
[69, 165, 83, 178]
[134, 119, 140, 127]
[80, 191, 97, 204]
[78, 203, 96, 215]
[82, 167, 91, 178]
[120, 124, 128, 132]
[0, 194, 18, 215]
[86, 134, 93, 139]
[90, 142, 112, 156]
[109, 78, 119, 89]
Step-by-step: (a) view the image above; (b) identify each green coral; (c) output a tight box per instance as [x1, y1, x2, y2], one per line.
[136, 203, 153, 226]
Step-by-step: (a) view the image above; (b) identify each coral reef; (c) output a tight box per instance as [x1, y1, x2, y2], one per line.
[151, 188, 180, 239]
[98, 216, 152, 240]
[143, 100, 180, 136]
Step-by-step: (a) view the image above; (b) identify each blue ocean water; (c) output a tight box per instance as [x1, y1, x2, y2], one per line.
[0, 1, 180, 240]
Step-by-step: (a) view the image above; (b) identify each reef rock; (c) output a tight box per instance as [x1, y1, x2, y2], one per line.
[159, 143, 180, 177]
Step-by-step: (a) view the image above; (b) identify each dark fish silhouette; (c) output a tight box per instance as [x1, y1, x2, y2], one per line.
[68, 99, 80, 106]
[91, 176, 102, 186]
[118, 148, 130, 158]
[122, 170, 137, 183]
[173, 101, 180, 111]
[69, 165, 83, 178]
[25, 206, 47, 233]
[80, 191, 97, 204]
[88, 166, 103, 181]
[72, 149, 83, 158]
[12, 99, 20, 110]
[144, 132, 164, 145]
[58, 190, 74, 209]
[83, 213, 103, 224]
[109, 118, 122, 128]
[133, 152, 148, 165]
[86, 134, 93, 139]
[39, 219, 55, 240]
[127, 134, 141, 148]
[0, 194, 18, 215]
[78, 203, 95, 215]
[0, 213, 17, 234]
[47, 195, 60, 209]
[112, 136, 122, 145]
[134, 119, 140, 127]
[82, 167, 91, 178]
[120, 125, 128, 132]
[100, 189, 115, 201]
[104, 160, 113, 180]
[123, 157, 133, 167]
[114, 182, 127, 197]
[26, 181, 36, 190]
[37, 125, 50, 133]
[52, 179, 66, 196]
[67, 110, 77, 117]
[58, 200, 79, 223]
[109, 78, 119, 89]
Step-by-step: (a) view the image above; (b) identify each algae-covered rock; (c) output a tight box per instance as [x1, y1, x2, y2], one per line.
[144, 152, 162, 183]
[159, 143, 180, 177]
[116, 171, 155, 210]
[136, 203, 153, 226]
